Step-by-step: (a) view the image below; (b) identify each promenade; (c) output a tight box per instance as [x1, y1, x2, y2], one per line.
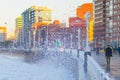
[92, 51, 120, 80]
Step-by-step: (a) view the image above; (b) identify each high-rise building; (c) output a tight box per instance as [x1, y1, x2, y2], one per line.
[22, 6, 52, 28]
[22, 6, 52, 48]
[76, 3, 93, 42]
[22, 7, 33, 48]
[0, 27, 7, 42]
[106, 0, 120, 47]
[37, 6, 52, 23]
[15, 16, 22, 45]
[93, 0, 106, 47]
[15, 16, 22, 29]
[94, 0, 120, 47]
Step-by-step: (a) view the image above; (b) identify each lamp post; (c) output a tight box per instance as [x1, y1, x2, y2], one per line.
[28, 30, 31, 49]
[33, 29, 36, 51]
[77, 28, 81, 57]
[84, 12, 91, 77]
[20, 28, 22, 48]
[70, 34, 73, 54]
[46, 25, 48, 50]
[85, 12, 91, 53]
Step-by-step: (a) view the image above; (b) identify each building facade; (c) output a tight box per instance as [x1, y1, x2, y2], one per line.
[15, 16, 22, 46]
[94, 0, 120, 47]
[106, 0, 120, 47]
[37, 6, 52, 23]
[76, 3, 93, 42]
[0, 27, 7, 42]
[76, 3, 93, 21]
[94, 0, 106, 47]
[33, 23, 71, 49]
[21, 6, 52, 49]
[22, 7, 34, 48]
[69, 17, 86, 49]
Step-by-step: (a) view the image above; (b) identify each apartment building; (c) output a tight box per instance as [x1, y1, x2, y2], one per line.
[0, 27, 6, 42]
[21, 6, 52, 48]
[106, 0, 120, 47]
[94, 0, 120, 47]
[94, 0, 106, 46]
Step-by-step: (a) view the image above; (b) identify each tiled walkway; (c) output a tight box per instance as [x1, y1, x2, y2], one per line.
[92, 52, 120, 80]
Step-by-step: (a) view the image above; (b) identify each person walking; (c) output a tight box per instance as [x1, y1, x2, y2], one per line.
[105, 45, 112, 66]
[96, 47, 99, 55]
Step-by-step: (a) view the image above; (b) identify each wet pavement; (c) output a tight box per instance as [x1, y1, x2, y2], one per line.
[92, 51, 120, 80]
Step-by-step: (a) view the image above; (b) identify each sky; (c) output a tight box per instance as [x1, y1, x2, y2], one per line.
[0, 0, 92, 37]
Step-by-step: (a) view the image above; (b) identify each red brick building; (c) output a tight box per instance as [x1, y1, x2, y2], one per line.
[94, 0, 120, 47]
[69, 17, 86, 49]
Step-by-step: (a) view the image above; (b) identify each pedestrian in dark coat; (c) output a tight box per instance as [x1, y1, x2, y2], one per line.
[105, 45, 112, 66]
[96, 47, 99, 55]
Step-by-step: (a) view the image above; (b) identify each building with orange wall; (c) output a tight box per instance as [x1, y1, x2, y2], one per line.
[53, 20, 60, 25]
[76, 3, 93, 42]
[0, 26, 7, 42]
[76, 3, 93, 21]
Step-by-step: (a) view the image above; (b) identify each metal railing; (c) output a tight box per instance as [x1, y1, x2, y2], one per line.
[63, 49, 113, 80]
[87, 55, 112, 80]
[77, 50, 113, 80]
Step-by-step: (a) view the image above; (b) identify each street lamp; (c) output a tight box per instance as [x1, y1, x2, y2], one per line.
[70, 34, 73, 54]
[77, 28, 81, 57]
[46, 25, 48, 49]
[85, 12, 91, 53]
[84, 12, 91, 75]
[28, 30, 31, 49]
[33, 28, 36, 51]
